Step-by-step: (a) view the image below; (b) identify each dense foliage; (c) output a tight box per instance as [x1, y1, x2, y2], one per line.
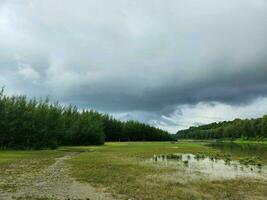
[102, 115, 171, 141]
[176, 116, 267, 140]
[0, 89, 171, 149]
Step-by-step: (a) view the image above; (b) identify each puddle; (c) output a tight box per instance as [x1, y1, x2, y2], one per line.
[148, 153, 267, 182]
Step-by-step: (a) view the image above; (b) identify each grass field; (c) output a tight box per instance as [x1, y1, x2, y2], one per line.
[1, 141, 267, 200]
[66, 142, 267, 200]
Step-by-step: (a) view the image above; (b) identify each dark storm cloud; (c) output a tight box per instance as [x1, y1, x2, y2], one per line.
[0, 0, 267, 131]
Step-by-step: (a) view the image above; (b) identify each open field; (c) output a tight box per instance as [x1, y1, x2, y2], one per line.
[1, 141, 267, 200]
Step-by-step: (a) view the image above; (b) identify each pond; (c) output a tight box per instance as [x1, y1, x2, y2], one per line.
[207, 142, 267, 163]
[148, 142, 267, 183]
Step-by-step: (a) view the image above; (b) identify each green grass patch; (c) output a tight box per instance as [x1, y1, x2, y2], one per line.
[221, 139, 267, 145]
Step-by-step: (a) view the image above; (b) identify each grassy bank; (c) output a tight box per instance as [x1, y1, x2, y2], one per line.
[66, 142, 267, 200]
[220, 139, 267, 145]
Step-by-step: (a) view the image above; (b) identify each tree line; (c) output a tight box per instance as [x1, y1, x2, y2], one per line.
[176, 116, 267, 140]
[0, 89, 171, 149]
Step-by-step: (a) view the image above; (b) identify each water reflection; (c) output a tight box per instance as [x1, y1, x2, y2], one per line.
[150, 153, 267, 181]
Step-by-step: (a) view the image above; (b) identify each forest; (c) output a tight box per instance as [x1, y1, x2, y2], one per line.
[176, 115, 267, 140]
[0, 89, 171, 149]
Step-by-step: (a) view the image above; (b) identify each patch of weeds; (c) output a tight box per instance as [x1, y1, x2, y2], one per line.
[195, 153, 206, 160]
[166, 153, 182, 160]
[239, 156, 263, 167]
[208, 153, 232, 163]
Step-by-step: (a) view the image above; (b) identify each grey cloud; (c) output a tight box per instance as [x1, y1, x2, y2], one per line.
[0, 0, 267, 130]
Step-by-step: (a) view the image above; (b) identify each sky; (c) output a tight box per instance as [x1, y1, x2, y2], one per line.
[0, 0, 267, 133]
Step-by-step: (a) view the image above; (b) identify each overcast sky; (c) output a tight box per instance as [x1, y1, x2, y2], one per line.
[1, 0, 267, 133]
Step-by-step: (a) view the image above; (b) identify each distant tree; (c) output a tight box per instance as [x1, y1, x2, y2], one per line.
[176, 115, 267, 140]
[261, 115, 267, 138]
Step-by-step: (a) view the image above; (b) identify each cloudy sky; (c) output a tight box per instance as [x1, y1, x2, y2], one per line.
[0, 0, 267, 133]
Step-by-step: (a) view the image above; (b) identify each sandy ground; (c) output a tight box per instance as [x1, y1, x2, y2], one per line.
[0, 153, 117, 200]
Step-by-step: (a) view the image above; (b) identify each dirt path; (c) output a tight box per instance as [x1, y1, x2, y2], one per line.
[0, 153, 117, 200]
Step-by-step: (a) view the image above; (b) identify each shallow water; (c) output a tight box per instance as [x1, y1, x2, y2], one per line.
[207, 142, 267, 163]
[149, 152, 267, 182]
